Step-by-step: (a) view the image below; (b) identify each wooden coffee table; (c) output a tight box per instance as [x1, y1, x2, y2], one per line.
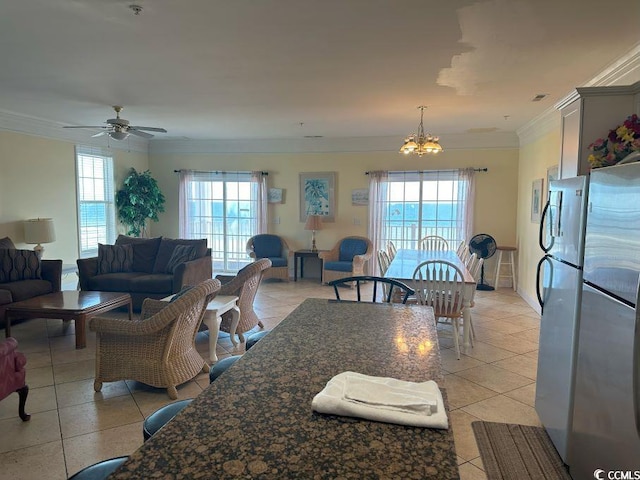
[4, 291, 132, 349]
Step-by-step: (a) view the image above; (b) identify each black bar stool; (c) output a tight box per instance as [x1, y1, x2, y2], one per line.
[68, 456, 129, 479]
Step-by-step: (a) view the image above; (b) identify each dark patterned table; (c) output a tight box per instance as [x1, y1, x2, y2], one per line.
[109, 298, 458, 479]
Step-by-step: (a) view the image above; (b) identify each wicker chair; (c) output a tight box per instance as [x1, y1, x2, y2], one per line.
[89, 279, 221, 399]
[216, 259, 271, 344]
[246, 234, 292, 282]
[318, 236, 373, 285]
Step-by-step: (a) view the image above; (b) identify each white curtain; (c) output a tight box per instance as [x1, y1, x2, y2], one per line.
[252, 171, 268, 233]
[178, 169, 195, 238]
[368, 170, 388, 276]
[458, 168, 476, 243]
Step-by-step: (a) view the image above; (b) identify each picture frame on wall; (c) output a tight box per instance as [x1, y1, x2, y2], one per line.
[299, 172, 335, 222]
[268, 188, 284, 204]
[351, 189, 369, 206]
[531, 178, 544, 223]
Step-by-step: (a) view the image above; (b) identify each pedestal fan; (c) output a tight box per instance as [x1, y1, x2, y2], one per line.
[468, 233, 497, 291]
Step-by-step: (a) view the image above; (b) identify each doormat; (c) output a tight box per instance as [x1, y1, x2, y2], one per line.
[471, 421, 571, 480]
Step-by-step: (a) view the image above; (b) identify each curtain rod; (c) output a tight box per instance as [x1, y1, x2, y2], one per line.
[174, 169, 268, 175]
[365, 168, 487, 175]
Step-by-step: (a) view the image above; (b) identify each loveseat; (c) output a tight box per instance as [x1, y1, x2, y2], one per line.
[77, 235, 212, 310]
[0, 237, 62, 331]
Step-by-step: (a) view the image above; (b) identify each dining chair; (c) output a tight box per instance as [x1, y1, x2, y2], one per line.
[412, 260, 466, 359]
[465, 254, 484, 342]
[418, 235, 449, 251]
[456, 241, 466, 258]
[377, 249, 391, 275]
[328, 275, 415, 304]
[387, 241, 397, 260]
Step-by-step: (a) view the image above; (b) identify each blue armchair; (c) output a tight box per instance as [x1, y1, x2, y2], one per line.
[318, 236, 373, 285]
[246, 234, 292, 281]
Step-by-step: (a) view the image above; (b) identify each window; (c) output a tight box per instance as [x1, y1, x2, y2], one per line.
[377, 170, 473, 251]
[179, 171, 266, 273]
[75, 147, 116, 258]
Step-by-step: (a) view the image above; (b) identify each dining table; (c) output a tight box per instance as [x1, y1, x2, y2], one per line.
[384, 249, 477, 350]
[108, 298, 458, 479]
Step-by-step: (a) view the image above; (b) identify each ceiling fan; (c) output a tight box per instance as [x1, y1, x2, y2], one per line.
[63, 106, 167, 140]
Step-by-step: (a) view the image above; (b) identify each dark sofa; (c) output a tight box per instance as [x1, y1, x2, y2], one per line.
[0, 237, 62, 329]
[77, 235, 212, 310]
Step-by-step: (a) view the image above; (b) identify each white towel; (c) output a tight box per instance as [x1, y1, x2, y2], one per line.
[312, 372, 449, 429]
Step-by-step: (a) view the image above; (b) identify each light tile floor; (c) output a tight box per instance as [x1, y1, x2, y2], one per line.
[0, 279, 540, 479]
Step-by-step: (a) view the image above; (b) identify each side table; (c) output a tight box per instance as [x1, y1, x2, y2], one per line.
[294, 250, 326, 283]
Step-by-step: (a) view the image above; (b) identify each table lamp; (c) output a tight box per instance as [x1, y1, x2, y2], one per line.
[304, 215, 322, 252]
[24, 218, 56, 259]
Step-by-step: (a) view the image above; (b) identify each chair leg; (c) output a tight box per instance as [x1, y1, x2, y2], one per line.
[94, 380, 103, 392]
[258, 321, 264, 329]
[17, 385, 30, 421]
[167, 386, 178, 400]
[452, 318, 461, 360]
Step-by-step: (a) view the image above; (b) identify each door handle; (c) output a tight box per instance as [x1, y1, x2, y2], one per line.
[539, 198, 552, 253]
[535, 256, 546, 311]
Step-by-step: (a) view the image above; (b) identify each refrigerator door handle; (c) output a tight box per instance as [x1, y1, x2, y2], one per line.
[539, 197, 553, 253]
[635, 284, 640, 438]
[536, 255, 551, 312]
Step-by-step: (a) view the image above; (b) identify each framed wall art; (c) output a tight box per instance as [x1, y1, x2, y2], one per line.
[351, 189, 369, 206]
[299, 172, 335, 222]
[268, 188, 284, 204]
[531, 178, 544, 223]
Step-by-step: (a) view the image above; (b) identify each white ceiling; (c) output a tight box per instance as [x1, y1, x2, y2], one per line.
[1, 0, 639, 146]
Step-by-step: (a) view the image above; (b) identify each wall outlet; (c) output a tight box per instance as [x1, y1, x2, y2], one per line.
[353, 217, 361, 225]
[274, 216, 280, 224]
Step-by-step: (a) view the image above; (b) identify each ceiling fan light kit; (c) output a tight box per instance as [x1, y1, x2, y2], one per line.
[399, 106, 443, 156]
[63, 105, 167, 141]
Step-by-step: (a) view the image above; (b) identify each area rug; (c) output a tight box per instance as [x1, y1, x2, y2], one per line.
[471, 421, 572, 480]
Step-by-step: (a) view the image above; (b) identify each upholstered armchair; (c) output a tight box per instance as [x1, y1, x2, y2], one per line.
[216, 258, 271, 344]
[246, 234, 292, 281]
[0, 337, 30, 421]
[318, 236, 373, 285]
[89, 279, 221, 399]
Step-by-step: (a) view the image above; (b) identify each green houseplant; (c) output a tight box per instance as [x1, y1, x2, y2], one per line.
[116, 168, 166, 237]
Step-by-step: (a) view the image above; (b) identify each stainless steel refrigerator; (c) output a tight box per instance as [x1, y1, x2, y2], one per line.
[535, 175, 589, 465]
[570, 161, 640, 479]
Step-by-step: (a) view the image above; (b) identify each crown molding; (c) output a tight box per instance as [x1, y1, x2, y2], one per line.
[0, 109, 149, 153]
[518, 44, 640, 147]
[149, 131, 519, 155]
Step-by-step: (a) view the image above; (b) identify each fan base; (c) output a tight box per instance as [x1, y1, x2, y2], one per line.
[476, 283, 495, 291]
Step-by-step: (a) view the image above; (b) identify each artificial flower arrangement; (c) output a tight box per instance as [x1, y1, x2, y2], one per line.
[588, 114, 640, 169]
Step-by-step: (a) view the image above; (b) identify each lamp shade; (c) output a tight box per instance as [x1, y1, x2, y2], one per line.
[304, 215, 322, 231]
[24, 218, 56, 244]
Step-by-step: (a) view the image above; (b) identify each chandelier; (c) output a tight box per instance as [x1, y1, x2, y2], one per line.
[399, 106, 443, 156]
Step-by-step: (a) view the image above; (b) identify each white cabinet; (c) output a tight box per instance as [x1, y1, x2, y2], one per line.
[556, 81, 640, 179]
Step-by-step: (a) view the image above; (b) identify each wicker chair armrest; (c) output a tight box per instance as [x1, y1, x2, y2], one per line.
[140, 298, 170, 319]
[317, 249, 338, 262]
[216, 275, 241, 296]
[89, 306, 175, 336]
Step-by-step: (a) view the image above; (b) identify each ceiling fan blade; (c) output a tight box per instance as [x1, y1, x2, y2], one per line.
[63, 126, 107, 129]
[130, 126, 167, 133]
[91, 131, 107, 138]
[128, 129, 154, 139]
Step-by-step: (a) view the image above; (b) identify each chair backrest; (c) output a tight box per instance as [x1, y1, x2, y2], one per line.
[456, 241, 466, 257]
[459, 244, 471, 264]
[412, 260, 465, 316]
[387, 241, 397, 259]
[377, 249, 391, 275]
[418, 235, 449, 251]
[249, 234, 283, 258]
[338, 237, 369, 262]
[235, 258, 271, 310]
[465, 253, 482, 280]
[328, 276, 415, 304]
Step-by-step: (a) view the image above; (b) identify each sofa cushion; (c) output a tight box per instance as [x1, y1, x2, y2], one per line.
[268, 257, 287, 268]
[153, 238, 207, 274]
[98, 244, 134, 274]
[129, 274, 173, 294]
[339, 238, 368, 262]
[253, 234, 283, 258]
[88, 272, 145, 292]
[0, 279, 53, 302]
[0, 249, 41, 283]
[0, 288, 13, 305]
[115, 235, 162, 273]
[165, 245, 198, 274]
[0, 237, 15, 249]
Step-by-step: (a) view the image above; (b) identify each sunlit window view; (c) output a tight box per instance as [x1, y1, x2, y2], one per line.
[380, 171, 469, 250]
[181, 172, 260, 273]
[75, 148, 116, 258]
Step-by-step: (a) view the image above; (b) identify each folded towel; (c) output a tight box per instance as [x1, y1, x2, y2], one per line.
[312, 371, 448, 429]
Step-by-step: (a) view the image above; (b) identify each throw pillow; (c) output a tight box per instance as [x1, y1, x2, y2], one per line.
[0, 237, 16, 249]
[97, 244, 134, 274]
[115, 235, 162, 273]
[0, 249, 41, 282]
[165, 245, 198, 274]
